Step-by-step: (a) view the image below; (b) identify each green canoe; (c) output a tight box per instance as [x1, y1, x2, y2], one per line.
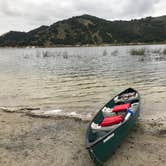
[86, 88, 140, 165]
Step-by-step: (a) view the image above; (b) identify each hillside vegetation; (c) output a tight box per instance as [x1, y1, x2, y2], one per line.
[0, 14, 166, 47]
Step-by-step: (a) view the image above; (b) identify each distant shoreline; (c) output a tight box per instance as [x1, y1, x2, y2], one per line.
[0, 42, 166, 49]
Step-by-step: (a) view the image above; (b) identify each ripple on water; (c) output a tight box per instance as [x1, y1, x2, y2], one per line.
[0, 45, 166, 119]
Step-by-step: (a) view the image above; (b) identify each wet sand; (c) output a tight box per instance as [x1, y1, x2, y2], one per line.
[0, 110, 166, 166]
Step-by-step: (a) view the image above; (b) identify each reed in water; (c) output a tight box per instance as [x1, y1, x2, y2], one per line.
[130, 48, 146, 55]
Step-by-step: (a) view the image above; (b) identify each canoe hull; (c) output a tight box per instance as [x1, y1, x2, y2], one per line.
[88, 108, 139, 165]
[86, 88, 140, 165]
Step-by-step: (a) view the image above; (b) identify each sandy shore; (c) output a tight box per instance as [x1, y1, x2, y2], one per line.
[0, 110, 166, 166]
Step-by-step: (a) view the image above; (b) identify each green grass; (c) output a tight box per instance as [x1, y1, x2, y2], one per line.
[130, 48, 146, 56]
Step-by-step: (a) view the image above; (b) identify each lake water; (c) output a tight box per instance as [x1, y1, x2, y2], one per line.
[0, 45, 166, 119]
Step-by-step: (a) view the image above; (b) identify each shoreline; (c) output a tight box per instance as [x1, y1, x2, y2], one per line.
[0, 42, 166, 49]
[0, 110, 166, 166]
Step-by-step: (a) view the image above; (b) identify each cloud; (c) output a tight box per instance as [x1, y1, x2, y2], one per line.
[0, 0, 165, 35]
[119, 0, 161, 18]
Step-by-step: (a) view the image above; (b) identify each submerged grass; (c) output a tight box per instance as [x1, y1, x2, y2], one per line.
[152, 48, 162, 54]
[130, 48, 146, 56]
[130, 48, 166, 56]
[163, 48, 166, 55]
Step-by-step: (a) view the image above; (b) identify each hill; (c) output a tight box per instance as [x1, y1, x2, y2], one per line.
[0, 14, 166, 47]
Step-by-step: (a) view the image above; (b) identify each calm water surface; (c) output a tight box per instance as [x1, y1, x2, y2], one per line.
[0, 45, 166, 119]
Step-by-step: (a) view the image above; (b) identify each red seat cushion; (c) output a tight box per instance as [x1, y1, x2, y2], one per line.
[100, 115, 123, 127]
[112, 103, 130, 112]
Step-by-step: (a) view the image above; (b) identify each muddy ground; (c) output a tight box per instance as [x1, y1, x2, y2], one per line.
[0, 111, 166, 166]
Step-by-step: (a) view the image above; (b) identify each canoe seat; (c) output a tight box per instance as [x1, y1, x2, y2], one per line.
[100, 115, 124, 127]
[114, 93, 139, 103]
[91, 122, 121, 132]
[112, 103, 131, 112]
[91, 115, 124, 132]
[102, 107, 115, 117]
[102, 103, 130, 117]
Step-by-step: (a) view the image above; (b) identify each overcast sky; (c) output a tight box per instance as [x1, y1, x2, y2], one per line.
[0, 0, 166, 35]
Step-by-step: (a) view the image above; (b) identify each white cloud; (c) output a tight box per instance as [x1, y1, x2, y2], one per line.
[0, 0, 165, 35]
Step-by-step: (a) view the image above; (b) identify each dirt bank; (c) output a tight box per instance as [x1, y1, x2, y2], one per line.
[0, 111, 166, 166]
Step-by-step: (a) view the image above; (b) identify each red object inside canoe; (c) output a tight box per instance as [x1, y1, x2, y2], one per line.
[112, 103, 130, 112]
[100, 115, 124, 127]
